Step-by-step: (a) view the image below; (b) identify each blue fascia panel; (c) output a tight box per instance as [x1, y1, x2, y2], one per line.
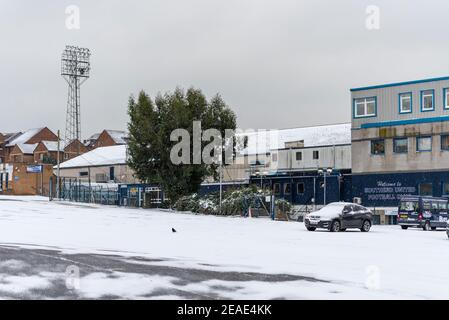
[350, 76, 449, 92]
[360, 116, 449, 129]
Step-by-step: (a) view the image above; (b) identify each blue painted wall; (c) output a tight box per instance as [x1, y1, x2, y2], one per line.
[352, 171, 449, 207]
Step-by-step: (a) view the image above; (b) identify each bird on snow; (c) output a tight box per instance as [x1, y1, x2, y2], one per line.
[172, 228, 177, 233]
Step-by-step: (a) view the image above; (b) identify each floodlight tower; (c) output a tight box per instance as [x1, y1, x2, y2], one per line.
[61, 46, 91, 149]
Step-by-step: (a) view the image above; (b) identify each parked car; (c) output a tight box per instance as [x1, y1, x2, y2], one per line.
[398, 196, 448, 231]
[304, 202, 373, 232]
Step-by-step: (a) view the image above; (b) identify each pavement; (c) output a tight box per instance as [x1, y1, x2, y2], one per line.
[0, 245, 326, 300]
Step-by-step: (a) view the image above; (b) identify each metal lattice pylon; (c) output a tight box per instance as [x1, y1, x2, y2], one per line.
[61, 45, 91, 151]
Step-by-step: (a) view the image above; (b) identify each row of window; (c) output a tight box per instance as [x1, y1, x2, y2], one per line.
[272, 151, 320, 162]
[354, 88, 449, 118]
[273, 182, 306, 196]
[418, 182, 449, 197]
[371, 135, 449, 155]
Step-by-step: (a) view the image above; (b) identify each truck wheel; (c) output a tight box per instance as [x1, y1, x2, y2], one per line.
[423, 221, 431, 231]
[306, 227, 316, 232]
[401, 226, 408, 230]
[361, 220, 371, 232]
[330, 220, 341, 232]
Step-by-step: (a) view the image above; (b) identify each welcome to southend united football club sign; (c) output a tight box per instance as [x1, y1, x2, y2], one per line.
[364, 181, 416, 202]
[353, 174, 418, 207]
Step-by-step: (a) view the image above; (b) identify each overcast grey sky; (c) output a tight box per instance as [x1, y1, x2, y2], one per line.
[1, 0, 449, 137]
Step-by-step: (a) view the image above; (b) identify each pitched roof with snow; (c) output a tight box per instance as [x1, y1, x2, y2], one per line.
[58, 145, 128, 169]
[16, 143, 38, 155]
[105, 130, 128, 145]
[6, 128, 44, 147]
[240, 123, 351, 155]
[40, 141, 64, 152]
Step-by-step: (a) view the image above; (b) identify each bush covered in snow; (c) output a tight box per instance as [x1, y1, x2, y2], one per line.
[173, 186, 280, 216]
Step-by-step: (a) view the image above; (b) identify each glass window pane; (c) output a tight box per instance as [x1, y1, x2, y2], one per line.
[444, 183, 449, 195]
[284, 183, 291, 195]
[366, 101, 375, 115]
[400, 94, 411, 112]
[422, 91, 434, 110]
[371, 140, 385, 155]
[420, 183, 433, 196]
[356, 102, 365, 116]
[442, 135, 449, 150]
[417, 137, 432, 151]
[446, 90, 449, 108]
[394, 139, 408, 153]
[297, 183, 305, 194]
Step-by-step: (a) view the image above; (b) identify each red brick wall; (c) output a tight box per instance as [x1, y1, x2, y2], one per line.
[9, 145, 34, 163]
[33, 142, 63, 163]
[1, 164, 54, 196]
[63, 139, 88, 160]
[91, 131, 116, 149]
[25, 127, 58, 144]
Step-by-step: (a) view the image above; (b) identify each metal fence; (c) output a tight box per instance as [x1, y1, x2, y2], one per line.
[49, 177, 118, 206]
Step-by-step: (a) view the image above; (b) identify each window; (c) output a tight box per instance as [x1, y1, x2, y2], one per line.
[400, 200, 418, 211]
[313, 151, 319, 160]
[371, 139, 385, 155]
[109, 167, 115, 181]
[445, 88, 449, 109]
[442, 135, 449, 151]
[297, 183, 305, 194]
[273, 183, 280, 195]
[354, 97, 376, 118]
[417, 136, 432, 152]
[421, 90, 434, 112]
[444, 183, 449, 196]
[393, 138, 408, 154]
[419, 183, 433, 196]
[284, 183, 291, 195]
[79, 171, 88, 177]
[296, 152, 302, 161]
[272, 153, 278, 162]
[95, 173, 107, 183]
[399, 92, 412, 114]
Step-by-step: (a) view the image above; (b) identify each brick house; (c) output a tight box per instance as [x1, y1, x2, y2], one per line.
[9, 144, 37, 163]
[4, 127, 58, 162]
[84, 130, 128, 150]
[0, 133, 4, 163]
[34, 141, 64, 165]
[63, 139, 88, 161]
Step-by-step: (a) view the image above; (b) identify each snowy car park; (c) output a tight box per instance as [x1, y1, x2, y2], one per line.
[0, 196, 449, 299]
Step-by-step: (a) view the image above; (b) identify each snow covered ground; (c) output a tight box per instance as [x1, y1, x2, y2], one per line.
[0, 195, 448, 299]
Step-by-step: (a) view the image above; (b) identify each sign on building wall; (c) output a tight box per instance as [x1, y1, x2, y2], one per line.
[352, 170, 449, 207]
[363, 181, 416, 202]
[26, 165, 43, 173]
[352, 173, 423, 207]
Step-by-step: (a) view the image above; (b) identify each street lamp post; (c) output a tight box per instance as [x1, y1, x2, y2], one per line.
[318, 168, 333, 206]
